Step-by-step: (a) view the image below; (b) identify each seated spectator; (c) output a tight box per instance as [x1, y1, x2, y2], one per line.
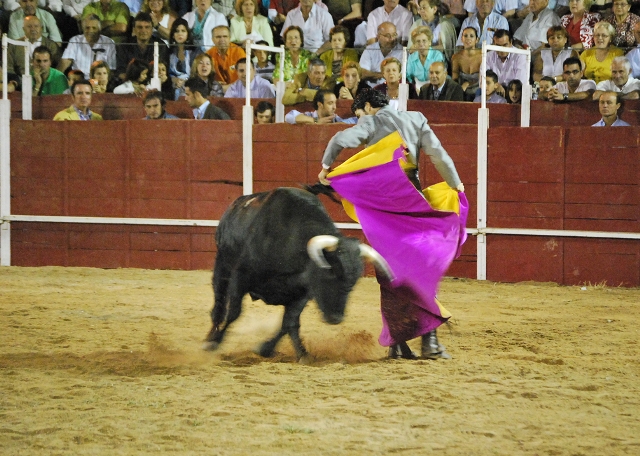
[54, 79, 103, 120]
[168, 18, 198, 100]
[592, 90, 630, 125]
[123, 0, 144, 16]
[626, 22, 640, 77]
[255, 100, 274, 123]
[141, 0, 176, 43]
[540, 56, 596, 101]
[5, 15, 61, 78]
[191, 52, 225, 96]
[143, 90, 179, 118]
[324, 0, 362, 27]
[408, 0, 457, 63]
[206, 24, 246, 90]
[537, 74, 555, 98]
[373, 57, 418, 108]
[225, 57, 276, 97]
[473, 69, 507, 102]
[114, 58, 150, 93]
[319, 25, 359, 83]
[486, 29, 528, 93]
[281, 0, 334, 53]
[513, 0, 560, 50]
[462, 0, 517, 20]
[532, 26, 579, 83]
[182, 0, 228, 52]
[31, 45, 68, 95]
[580, 21, 624, 83]
[58, 14, 116, 77]
[418, 61, 464, 100]
[283, 58, 335, 104]
[334, 61, 369, 99]
[254, 40, 275, 82]
[406, 26, 445, 88]
[149, 60, 174, 99]
[230, 0, 274, 46]
[8, 0, 62, 43]
[451, 26, 481, 101]
[116, 12, 170, 81]
[210, 0, 235, 19]
[274, 25, 315, 82]
[592, 56, 640, 99]
[285, 88, 357, 123]
[505, 78, 522, 103]
[605, 0, 640, 48]
[457, 0, 508, 48]
[184, 77, 232, 118]
[359, 22, 403, 84]
[82, 0, 130, 43]
[63, 69, 85, 93]
[89, 60, 116, 93]
[365, 0, 412, 46]
[62, 0, 93, 30]
[560, 0, 600, 50]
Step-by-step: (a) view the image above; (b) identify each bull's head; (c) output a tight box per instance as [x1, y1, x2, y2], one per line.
[306, 235, 394, 325]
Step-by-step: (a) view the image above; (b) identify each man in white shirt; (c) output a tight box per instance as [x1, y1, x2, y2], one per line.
[540, 56, 595, 101]
[366, 0, 412, 45]
[457, 0, 509, 47]
[224, 58, 276, 98]
[463, 0, 518, 19]
[592, 57, 640, 101]
[58, 14, 116, 76]
[513, 0, 559, 50]
[285, 89, 356, 124]
[360, 21, 403, 84]
[281, 0, 333, 54]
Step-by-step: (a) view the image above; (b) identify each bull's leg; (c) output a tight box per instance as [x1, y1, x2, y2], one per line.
[258, 298, 308, 360]
[204, 267, 246, 350]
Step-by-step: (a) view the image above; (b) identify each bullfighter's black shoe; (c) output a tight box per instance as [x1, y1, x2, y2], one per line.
[421, 330, 451, 360]
[388, 342, 418, 359]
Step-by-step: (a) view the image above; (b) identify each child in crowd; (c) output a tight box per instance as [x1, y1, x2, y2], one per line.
[474, 70, 507, 104]
[538, 76, 556, 100]
[506, 79, 522, 104]
[254, 40, 275, 83]
[113, 59, 150, 95]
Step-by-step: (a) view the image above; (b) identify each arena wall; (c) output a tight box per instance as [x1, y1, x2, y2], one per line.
[5, 95, 639, 286]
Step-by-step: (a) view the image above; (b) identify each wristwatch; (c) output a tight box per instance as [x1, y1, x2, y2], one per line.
[563, 93, 569, 101]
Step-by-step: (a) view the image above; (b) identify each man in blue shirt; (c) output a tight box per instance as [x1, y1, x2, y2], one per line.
[224, 58, 275, 99]
[592, 91, 631, 126]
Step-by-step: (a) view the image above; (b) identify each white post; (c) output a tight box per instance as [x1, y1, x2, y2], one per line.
[275, 45, 285, 123]
[521, 50, 532, 127]
[0, 97, 10, 266]
[243, 42, 253, 195]
[22, 40, 32, 120]
[477, 41, 489, 281]
[397, 46, 408, 111]
[148, 42, 161, 90]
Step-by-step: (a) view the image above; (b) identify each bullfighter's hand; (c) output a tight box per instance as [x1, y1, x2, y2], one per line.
[456, 183, 465, 192]
[318, 168, 331, 185]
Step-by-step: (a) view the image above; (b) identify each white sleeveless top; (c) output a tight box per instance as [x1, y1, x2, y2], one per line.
[541, 49, 573, 78]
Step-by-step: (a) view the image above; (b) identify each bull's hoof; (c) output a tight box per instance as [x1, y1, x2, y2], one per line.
[255, 342, 276, 358]
[202, 340, 220, 351]
[297, 354, 313, 365]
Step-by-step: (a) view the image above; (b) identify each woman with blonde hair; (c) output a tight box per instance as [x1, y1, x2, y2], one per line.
[374, 57, 418, 109]
[333, 61, 368, 99]
[190, 53, 224, 96]
[142, 0, 177, 42]
[580, 21, 624, 83]
[229, 0, 274, 46]
[406, 25, 445, 87]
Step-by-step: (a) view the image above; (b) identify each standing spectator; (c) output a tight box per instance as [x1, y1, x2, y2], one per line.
[168, 17, 198, 99]
[334, 61, 368, 99]
[539, 56, 596, 100]
[190, 52, 224, 96]
[406, 25, 445, 86]
[418, 61, 464, 100]
[253, 39, 275, 81]
[54, 79, 104, 120]
[486, 29, 528, 90]
[282, 58, 334, 104]
[224, 57, 276, 97]
[319, 25, 359, 83]
[184, 76, 231, 118]
[285, 88, 356, 123]
[89, 59, 117, 92]
[473, 69, 507, 102]
[592, 56, 640, 99]
[531, 25, 579, 83]
[143, 90, 179, 118]
[281, 0, 334, 53]
[451, 25, 481, 100]
[230, 0, 274, 46]
[116, 12, 169, 80]
[560, 0, 600, 50]
[82, 0, 130, 43]
[58, 14, 117, 76]
[32, 45, 68, 95]
[254, 100, 274, 123]
[359, 21, 403, 84]
[457, 0, 509, 48]
[273, 25, 315, 81]
[580, 21, 624, 83]
[142, 0, 177, 43]
[5, 15, 61, 77]
[113, 58, 149, 93]
[206, 24, 246, 89]
[592, 91, 630, 125]
[8, 0, 62, 43]
[408, 0, 457, 62]
[513, 0, 560, 50]
[366, 0, 412, 45]
[605, 0, 640, 48]
[182, 0, 228, 52]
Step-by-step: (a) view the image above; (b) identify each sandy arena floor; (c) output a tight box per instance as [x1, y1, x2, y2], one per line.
[1, 266, 639, 455]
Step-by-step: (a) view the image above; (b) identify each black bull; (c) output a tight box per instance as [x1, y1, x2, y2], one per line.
[203, 187, 392, 361]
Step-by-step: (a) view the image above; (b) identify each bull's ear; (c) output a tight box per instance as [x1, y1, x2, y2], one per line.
[307, 235, 339, 269]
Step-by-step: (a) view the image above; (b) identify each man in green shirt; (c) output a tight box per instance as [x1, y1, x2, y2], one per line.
[82, 0, 130, 43]
[32, 46, 68, 96]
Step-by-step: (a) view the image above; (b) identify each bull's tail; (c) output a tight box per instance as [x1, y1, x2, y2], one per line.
[302, 183, 341, 204]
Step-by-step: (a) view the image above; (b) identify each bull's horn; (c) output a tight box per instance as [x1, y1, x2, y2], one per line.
[359, 244, 395, 282]
[307, 235, 339, 269]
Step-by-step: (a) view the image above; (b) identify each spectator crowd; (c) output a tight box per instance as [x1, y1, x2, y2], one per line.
[1, 0, 638, 124]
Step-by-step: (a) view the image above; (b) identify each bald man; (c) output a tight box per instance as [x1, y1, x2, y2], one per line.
[418, 62, 465, 101]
